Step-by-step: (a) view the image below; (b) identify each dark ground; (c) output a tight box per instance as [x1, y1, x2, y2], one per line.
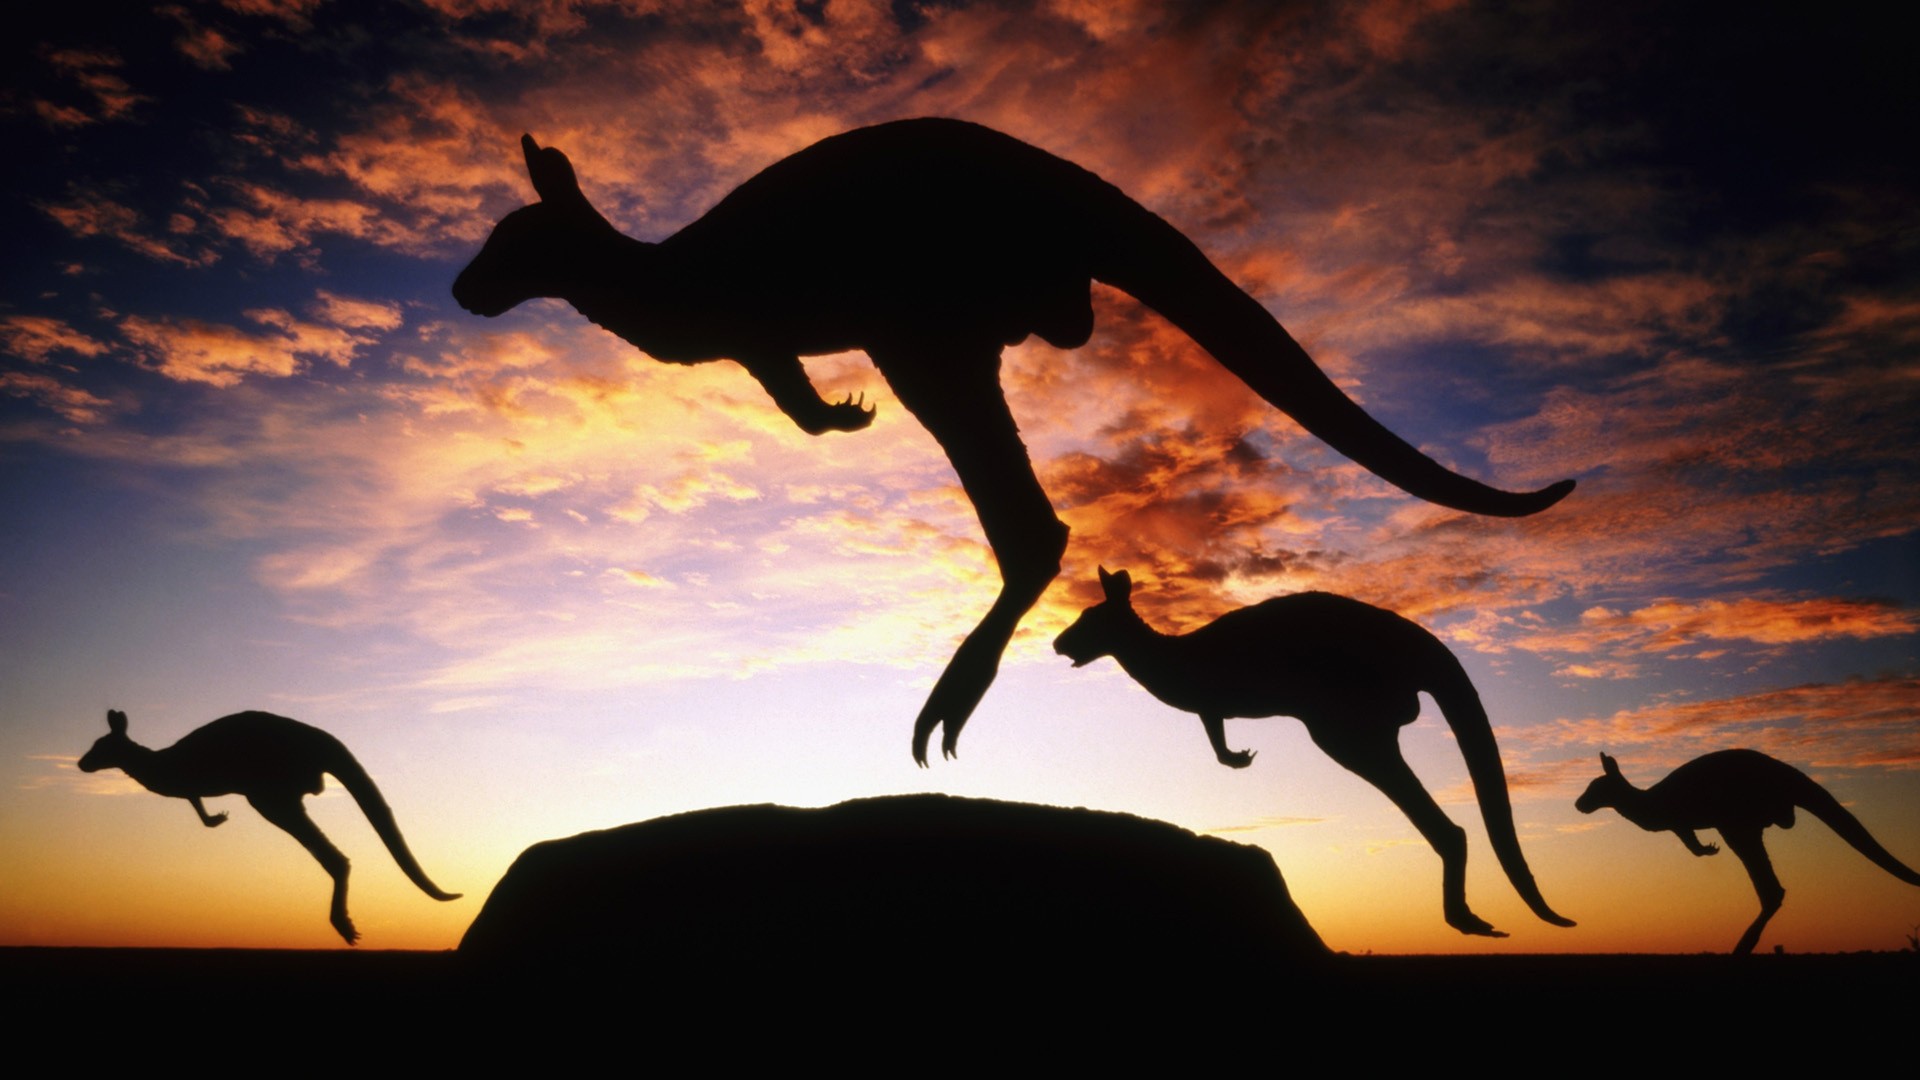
[9, 946, 1912, 1062]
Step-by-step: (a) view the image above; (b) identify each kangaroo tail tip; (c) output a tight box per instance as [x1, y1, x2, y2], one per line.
[1538, 478, 1577, 505]
[1502, 478, 1576, 517]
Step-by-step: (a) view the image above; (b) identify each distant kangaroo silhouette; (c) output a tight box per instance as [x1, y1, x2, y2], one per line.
[78, 709, 462, 944]
[1576, 749, 1920, 955]
[454, 118, 1575, 765]
[1053, 567, 1573, 936]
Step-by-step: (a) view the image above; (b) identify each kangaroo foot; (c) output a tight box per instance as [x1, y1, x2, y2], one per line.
[912, 629, 1010, 765]
[1445, 907, 1507, 938]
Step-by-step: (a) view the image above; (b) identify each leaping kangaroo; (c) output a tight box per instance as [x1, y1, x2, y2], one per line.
[78, 709, 462, 944]
[453, 118, 1575, 765]
[1053, 567, 1573, 937]
[1575, 749, 1920, 955]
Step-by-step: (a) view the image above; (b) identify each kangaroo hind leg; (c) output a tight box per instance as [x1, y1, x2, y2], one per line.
[1719, 825, 1783, 956]
[876, 343, 1069, 765]
[249, 792, 357, 945]
[1312, 721, 1504, 937]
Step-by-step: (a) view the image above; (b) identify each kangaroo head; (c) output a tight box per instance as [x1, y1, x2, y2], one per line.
[1573, 752, 1630, 814]
[453, 134, 622, 317]
[78, 709, 133, 773]
[1053, 567, 1141, 667]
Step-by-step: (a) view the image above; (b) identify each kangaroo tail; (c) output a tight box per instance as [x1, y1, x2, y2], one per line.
[1791, 769, 1920, 887]
[1427, 654, 1576, 927]
[1089, 194, 1572, 518]
[327, 744, 463, 902]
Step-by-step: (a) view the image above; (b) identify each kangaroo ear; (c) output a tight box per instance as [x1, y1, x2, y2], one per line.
[1600, 752, 1620, 777]
[1099, 567, 1132, 602]
[521, 133, 584, 204]
[107, 709, 127, 734]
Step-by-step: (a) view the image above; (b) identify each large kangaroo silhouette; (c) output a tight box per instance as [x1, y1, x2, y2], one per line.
[78, 709, 462, 944]
[453, 118, 1575, 765]
[1575, 749, 1920, 955]
[1053, 567, 1573, 936]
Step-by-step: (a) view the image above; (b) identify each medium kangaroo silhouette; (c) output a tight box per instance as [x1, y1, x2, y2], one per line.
[1575, 749, 1920, 955]
[454, 118, 1575, 765]
[78, 709, 462, 944]
[1053, 567, 1573, 936]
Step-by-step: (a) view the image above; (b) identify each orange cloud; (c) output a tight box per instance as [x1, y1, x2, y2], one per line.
[38, 191, 214, 267]
[0, 316, 108, 363]
[1522, 596, 1918, 657]
[119, 292, 401, 387]
[205, 183, 409, 262]
[0, 371, 112, 424]
[38, 47, 149, 126]
[160, 6, 242, 70]
[1536, 675, 1920, 772]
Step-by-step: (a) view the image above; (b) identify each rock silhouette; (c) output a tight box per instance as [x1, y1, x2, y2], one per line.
[459, 794, 1324, 979]
[453, 118, 1574, 765]
[78, 709, 461, 944]
[1054, 567, 1573, 937]
[1576, 750, 1920, 955]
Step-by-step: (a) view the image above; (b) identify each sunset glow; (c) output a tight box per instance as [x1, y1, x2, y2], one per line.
[4, 1, 1915, 955]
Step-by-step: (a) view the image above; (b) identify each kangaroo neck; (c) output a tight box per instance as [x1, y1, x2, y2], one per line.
[1106, 616, 1187, 694]
[1607, 784, 1670, 830]
[113, 743, 172, 792]
[564, 236, 682, 353]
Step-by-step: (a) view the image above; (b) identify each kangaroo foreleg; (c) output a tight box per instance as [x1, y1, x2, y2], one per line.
[741, 354, 876, 435]
[188, 796, 228, 827]
[1201, 715, 1255, 768]
[249, 793, 357, 945]
[879, 344, 1068, 765]
[1720, 826, 1783, 956]
[1675, 829, 1719, 856]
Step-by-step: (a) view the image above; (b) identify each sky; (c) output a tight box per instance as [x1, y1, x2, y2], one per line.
[3, 0, 1916, 955]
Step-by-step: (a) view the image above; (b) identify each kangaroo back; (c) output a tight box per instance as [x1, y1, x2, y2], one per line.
[1421, 648, 1575, 926]
[324, 745, 462, 901]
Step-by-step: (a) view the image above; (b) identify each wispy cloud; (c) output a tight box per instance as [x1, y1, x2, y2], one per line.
[1204, 815, 1329, 835]
[118, 292, 402, 387]
[33, 47, 149, 128]
[0, 371, 112, 424]
[1533, 675, 1920, 773]
[0, 316, 109, 364]
[38, 190, 215, 267]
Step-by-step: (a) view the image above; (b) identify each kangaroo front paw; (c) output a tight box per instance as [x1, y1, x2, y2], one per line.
[819, 392, 876, 432]
[205, 812, 229, 827]
[332, 913, 359, 946]
[1697, 843, 1720, 856]
[1218, 749, 1256, 769]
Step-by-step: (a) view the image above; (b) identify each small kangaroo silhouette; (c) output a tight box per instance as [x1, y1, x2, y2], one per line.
[1575, 749, 1920, 955]
[1053, 567, 1573, 937]
[453, 119, 1575, 766]
[78, 709, 462, 944]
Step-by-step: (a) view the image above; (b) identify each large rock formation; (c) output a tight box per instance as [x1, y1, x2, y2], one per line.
[460, 794, 1323, 983]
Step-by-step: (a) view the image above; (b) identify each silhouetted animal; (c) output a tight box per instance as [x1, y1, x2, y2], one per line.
[1053, 568, 1572, 936]
[1575, 750, 1920, 955]
[454, 119, 1575, 765]
[78, 709, 461, 944]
